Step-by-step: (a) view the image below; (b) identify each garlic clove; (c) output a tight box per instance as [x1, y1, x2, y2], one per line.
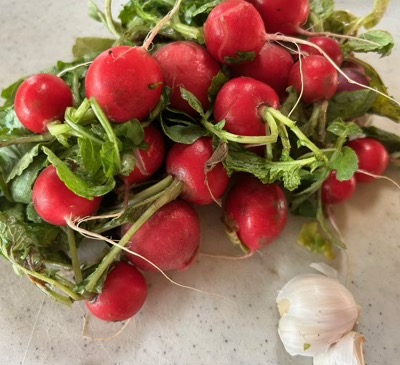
[313, 331, 366, 365]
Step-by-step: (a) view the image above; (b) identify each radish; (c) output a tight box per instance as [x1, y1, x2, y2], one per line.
[166, 137, 230, 205]
[288, 55, 338, 104]
[213, 77, 280, 136]
[230, 43, 294, 97]
[32, 165, 102, 226]
[299, 36, 343, 66]
[347, 138, 389, 183]
[122, 199, 201, 272]
[85, 46, 164, 123]
[153, 41, 221, 116]
[223, 174, 288, 252]
[86, 261, 147, 322]
[336, 68, 370, 94]
[321, 171, 357, 205]
[123, 124, 166, 185]
[246, 0, 310, 35]
[14, 74, 73, 134]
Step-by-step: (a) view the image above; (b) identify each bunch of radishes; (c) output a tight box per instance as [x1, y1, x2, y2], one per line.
[1, 0, 397, 322]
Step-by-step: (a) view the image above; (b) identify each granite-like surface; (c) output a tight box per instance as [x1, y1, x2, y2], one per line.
[0, 1, 399, 364]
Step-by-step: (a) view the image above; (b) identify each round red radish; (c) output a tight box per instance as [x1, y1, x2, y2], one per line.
[347, 138, 389, 183]
[230, 43, 294, 97]
[86, 261, 147, 322]
[14, 74, 73, 134]
[123, 124, 165, 185]
[32, 165, 102, 226]
[204, 0, 266, 64]
[214, 77, 280, 136]
[336, 68, 370, 94]
[247, 0, 310, 35]
[223, 174, 288, 252]
[321, 171, 356, 205]
[166, 137, 230, 205]
[289, 55, 338, 103]
[85, 46, 164, 123]
[153, 41, 221, 116]
[299, 36, 343, 66]
[122, 199, 201, 272]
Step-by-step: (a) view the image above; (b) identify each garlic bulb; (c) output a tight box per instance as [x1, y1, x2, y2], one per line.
[313, 331, 366, 365]
[276, 267, 360, 357]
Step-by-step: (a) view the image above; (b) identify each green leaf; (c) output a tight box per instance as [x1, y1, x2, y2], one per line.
[363, 126, 400, 153]
[161, 117, 207, 144]
[323, 10, 358, 34]
[0, 106, 26, 137]
[6, 144, 42, 183]
[358, 0, 390, 29]
[100, 141, 120, 178]
[180, 87, 205, 116]
[224, 51, 256, 65]
[1, 79, 24, 107]
[343, 30, 394, 57]
[208, 71, 229, 103]
[297, 221, 335, 259]
[310, 0, 335, 20]
[330, 147, 358, 181]
[72, 37, 115, 59]
[114, 120, 145, 148]
[326, 120, 363, 139]
[78, 137, 102, 177]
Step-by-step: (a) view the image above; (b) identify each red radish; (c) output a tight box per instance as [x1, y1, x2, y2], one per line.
[14, 74, 73, 134]
[321, 171, 356, 205]
[213, 77, 280, 136]
[347, 138, 389, 183]
[336, 68, 370, 94]
[85, 46, 164, 123]
[204, 0, 266, 64]
[123, 124, 165, 185]
[230, 43, 294, 97]
[166, 137, 230, 205]
[122, 199, 201, 272]
[32, 165, 102, 226]
[153, 41, 221, 116]
[246, 0, 310, 35]
[86, 261, 147, 322]
[299, 36, 343, 66]
[223, 174, 288, 252]
[288, 55, 338, 104]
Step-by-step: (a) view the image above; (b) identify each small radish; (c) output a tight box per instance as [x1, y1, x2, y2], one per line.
[223, 174, 288, 252]
[246, 0, 310, 35]
[288, 55, 338, 104]
[86, 261, 147, 322]
[123, 124, 166, 185]
[321, 171, 356, 205]
[14, 74, 73, 134]
[166, 137, 230, 205]
[85, 46, 164, 123]
[122, 199, 201, 272]
[153, 41, 221, 116]
[336, 68, 370, 94]
[347, 138, 389, 183]
[32, 165, 102, 226]
[230, 43, 294, 97]
[213, 77, 280, 136]
[299, 36, 343, 66]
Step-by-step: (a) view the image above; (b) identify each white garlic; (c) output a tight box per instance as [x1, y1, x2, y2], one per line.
[276, 266, 360, 357]
[313, 331, 366, 365]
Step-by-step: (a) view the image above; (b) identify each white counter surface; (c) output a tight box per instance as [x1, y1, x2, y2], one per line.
[1, 1, 399, 364]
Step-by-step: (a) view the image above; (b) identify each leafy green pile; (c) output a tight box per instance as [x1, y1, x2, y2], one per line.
[1, 0, 399, 304]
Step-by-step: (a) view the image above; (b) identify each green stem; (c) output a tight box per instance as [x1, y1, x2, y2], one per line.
[66, 226, 83, 284]
[172, 21, 204, 43]
[0, 133, 54, 147]
[104, 0, 121, 38]
[64, 118, 103, 145]
[84, 179, 184, 292]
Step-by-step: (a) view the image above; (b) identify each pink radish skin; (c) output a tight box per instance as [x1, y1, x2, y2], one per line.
[214, 77, 280, 136]
[14, 74, 73, 134]
[86, 261, 147, 322]
[204, 0, 266, 64]
[321, 171, 356, 205]
[32, 165, 102, 226]
[289, 55, 338, 104]
[299, 36, 343, 66]
[230, 43, 294, 97]
[223, 174, 288, 252]
[85, 46, 164, 123]
[153, 41, 221, 116]
[166, 137, 230, 205]
[123, 125, 165, 185]
[122, 199, 201, 272]
[336, 68, 370, 94]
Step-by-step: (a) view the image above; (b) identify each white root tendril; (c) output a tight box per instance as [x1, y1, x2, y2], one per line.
[356, 170, 400, 189]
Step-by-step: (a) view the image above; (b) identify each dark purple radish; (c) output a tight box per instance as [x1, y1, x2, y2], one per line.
[299, 36, 343, 66]
[122, 199, 201, 272]
[230, 43, 294, 97]
[166, 137, 230, 205]
[336, 68, 370, 94]
[246, 0, 310, 35]
[288, 55, 338, 104]
[213, 77, 280, 136]
[223, 174, 288, 252]
[153, 41, 221, 116]
[204, 0, 266, 64]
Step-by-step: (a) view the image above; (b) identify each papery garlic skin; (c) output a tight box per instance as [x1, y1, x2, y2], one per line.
[313, 331, 366, 365]
[276, 273, 360, 357]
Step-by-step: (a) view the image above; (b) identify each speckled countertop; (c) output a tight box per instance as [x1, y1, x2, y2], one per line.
[0, 1, 399, 364]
